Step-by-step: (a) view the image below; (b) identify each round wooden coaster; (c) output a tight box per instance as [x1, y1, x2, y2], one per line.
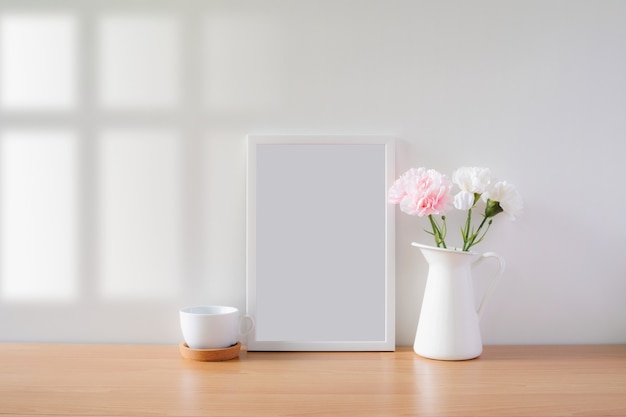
[179, 341, 241, 361]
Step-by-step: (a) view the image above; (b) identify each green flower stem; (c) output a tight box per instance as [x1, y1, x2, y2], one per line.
[463, 215, 492, 252]
[427, 214, 447, 248]
[461, 193, 496, 252]
[461, 207, 473, 245]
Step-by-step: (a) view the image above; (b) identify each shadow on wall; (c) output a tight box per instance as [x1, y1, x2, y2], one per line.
[0, 3, 285, 342]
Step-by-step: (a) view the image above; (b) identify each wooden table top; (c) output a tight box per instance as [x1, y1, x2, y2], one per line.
[1, 343, 625, 417]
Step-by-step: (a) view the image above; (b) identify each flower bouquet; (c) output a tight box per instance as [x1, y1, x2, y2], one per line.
[388, 166, 523, 252]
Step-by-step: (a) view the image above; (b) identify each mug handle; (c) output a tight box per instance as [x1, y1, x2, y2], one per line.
[474, 252, 506, 319]
[238, 315, 255, 337]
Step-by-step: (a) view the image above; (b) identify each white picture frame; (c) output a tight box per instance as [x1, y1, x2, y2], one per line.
[246, 135, 395, 351]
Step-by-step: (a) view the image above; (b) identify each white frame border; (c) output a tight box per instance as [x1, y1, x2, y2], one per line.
[246, 135, 395, 351]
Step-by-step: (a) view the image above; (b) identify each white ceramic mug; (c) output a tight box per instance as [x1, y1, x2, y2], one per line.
[180, 306, 255, 350]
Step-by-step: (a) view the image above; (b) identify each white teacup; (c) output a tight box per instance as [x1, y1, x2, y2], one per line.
[180, 305, 255, 350]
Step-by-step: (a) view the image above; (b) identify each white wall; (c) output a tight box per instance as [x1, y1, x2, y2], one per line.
[0, 0, 625, 345]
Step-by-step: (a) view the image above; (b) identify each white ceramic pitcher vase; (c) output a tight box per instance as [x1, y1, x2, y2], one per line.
[412, 242, 505, 361]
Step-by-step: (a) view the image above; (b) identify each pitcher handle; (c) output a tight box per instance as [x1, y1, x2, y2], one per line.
[474, 252, 506, 319]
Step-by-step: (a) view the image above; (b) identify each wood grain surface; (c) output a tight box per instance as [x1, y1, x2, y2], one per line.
[0, 344, 625, 417]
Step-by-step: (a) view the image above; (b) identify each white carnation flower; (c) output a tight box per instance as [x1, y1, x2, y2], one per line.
[452, 167, 493, 194]
[482, 181, 523, 220]
[453, 191, 475, 211]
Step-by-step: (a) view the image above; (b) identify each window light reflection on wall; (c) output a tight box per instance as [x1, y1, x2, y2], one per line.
[0, 14, 78, 111]
[0, 11, 184, 302]
[0, 130, 79, 301]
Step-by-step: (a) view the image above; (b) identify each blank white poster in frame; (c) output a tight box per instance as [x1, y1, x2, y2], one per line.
[246, 135, 395, 351]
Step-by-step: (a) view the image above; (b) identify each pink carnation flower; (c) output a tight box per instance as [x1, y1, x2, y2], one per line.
[388, 168, 452, 217]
